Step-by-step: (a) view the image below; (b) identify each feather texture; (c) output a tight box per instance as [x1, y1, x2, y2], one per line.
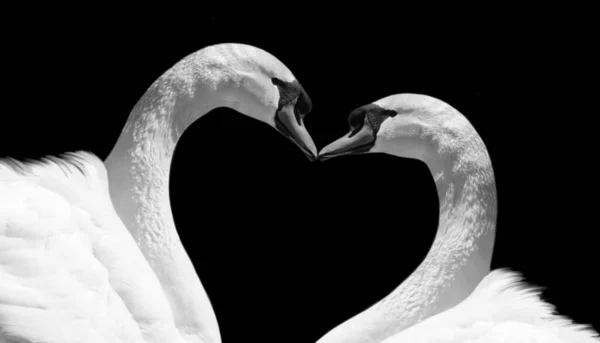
[0, 152, 186, 343]
[382, 269, 599, 342]
[316, 93, 599, 343]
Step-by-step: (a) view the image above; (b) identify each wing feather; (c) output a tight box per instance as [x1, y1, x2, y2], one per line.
[0, 152, 183, 343]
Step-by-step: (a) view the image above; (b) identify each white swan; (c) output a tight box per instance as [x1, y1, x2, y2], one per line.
[0, 43, 317, 343]
[318, 93, 599, 342]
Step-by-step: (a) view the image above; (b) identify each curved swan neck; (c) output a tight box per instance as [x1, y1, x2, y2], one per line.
[104, 94, 220, 343]
[317, 107, 498, 343]
[387, 112, 498, 336]
[103, 52, 258, 343]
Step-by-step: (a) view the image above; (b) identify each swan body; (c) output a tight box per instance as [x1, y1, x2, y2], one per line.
[0, 43, 316, 343]
[318, 94, 599, 342]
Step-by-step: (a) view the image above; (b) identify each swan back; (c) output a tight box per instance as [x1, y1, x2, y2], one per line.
[381, 269, 600, 342]
[0, 152, 189, 342]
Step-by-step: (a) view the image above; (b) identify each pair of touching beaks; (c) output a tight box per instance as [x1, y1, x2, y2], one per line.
[272, 77, 378, 162]
[278, 105, 376, 163]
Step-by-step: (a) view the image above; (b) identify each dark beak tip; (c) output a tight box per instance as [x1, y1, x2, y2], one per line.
[316, 152, 335, 162]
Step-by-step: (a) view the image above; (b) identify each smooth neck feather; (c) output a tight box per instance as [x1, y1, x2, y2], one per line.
[103, 51, 253, 343]
[319, 107, 497, 343]
[408, 110, 497, 324]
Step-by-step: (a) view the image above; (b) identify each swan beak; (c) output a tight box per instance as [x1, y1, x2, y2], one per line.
[275, 106, 318, 161]
[318, 125, 375, 161]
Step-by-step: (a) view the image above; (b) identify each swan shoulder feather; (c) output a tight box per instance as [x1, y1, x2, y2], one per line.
[0, 152, 187, 343]
[382, 269, 599, 342]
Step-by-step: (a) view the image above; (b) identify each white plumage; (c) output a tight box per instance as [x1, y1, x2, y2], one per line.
[317, 93, 599, 342]
[2, 44, 596, 342]
[1, 153, 175, 343]
[0, 44, 316, 343]
[383, 269, 599, 342]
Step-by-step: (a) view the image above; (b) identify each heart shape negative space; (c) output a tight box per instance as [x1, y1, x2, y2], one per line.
[2, 43, 598, 343]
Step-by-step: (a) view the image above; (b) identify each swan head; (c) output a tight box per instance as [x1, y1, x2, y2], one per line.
[318, 94, 444, 165]
[170, 43, 317, 160]
[269, 76, 317, 161]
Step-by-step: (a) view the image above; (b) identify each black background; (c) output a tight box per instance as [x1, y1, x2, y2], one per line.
[1, 10, 597, 342]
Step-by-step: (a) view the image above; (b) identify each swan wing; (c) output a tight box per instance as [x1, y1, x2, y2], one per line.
[382, 269, 599, 343]
[0, 152, 185, 343]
